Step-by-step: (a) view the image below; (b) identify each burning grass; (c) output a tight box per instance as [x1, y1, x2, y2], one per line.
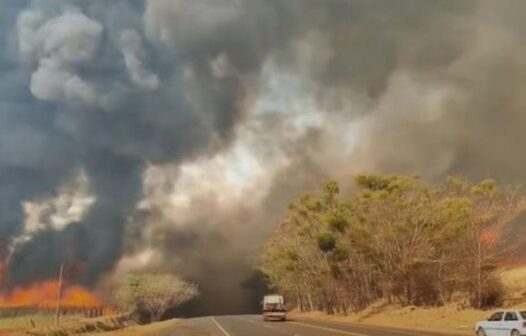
[0, 280, 113, 322]
[0, 281, 102, 309]
[0, 277, 120, 335]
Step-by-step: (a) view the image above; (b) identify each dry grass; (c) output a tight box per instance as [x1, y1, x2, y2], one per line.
[85, 319, 180, 336]
[0, 314, 179, 336]
[291, 304, 488, 335]
[500, 266, 526, 305]
[0, 314, 132, 336]
[0, 314, 57, 330]
[291, 266, 526, 335]
[0, 314, 84, 335]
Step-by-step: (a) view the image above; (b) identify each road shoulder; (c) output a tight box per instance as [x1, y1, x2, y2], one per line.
[290, 310, 473, 336]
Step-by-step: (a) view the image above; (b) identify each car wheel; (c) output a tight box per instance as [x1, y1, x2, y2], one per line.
[511, 329, 520, 336]
[477, 328, 487, 336]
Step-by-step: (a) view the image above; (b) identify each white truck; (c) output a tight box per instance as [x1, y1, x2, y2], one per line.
[475, 310, 526, 336]
[262, 294, 287, 321]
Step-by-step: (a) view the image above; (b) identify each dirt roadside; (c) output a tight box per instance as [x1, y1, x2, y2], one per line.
[288, 304, 491, 335]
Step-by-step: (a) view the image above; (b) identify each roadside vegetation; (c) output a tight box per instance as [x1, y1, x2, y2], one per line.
[114, 274, 198, 324]
[0, 274, 197, 335]
[84, 319, 181, 336]
[259, 174, 526, 315]
[0, 314, 132, 336]
[0, 314, 80, 335]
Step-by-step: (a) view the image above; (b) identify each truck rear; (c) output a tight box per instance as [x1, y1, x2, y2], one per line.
[262, 294, 286, 321]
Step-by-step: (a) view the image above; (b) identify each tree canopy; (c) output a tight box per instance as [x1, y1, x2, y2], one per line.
[259, 174, 525, 314]
[114, 274, 198, 323]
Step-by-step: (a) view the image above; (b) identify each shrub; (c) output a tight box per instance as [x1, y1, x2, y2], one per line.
[479, 275, 504, 308]
[114, 274, 198, 323]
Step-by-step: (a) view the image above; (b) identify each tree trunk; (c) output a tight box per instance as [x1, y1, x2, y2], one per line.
[55, 263, 64, 327]
[296, 292, 304, 312]
[307, 292, 314, 312]
[437, 256, 447, 306]
[404, 273, 413, 306]
[476, 250, 482, 308]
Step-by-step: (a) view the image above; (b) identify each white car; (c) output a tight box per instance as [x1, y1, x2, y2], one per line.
[475, 311, 526, 336]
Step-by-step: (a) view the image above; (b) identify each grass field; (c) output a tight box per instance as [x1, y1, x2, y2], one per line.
[0, 314, 132, 336]
[0, 313, 55, 329]
[85, 319, 180, 336]
[500, 266, 526, 303]
[291, 303, 487, 334]
[0, 313, 85, 335]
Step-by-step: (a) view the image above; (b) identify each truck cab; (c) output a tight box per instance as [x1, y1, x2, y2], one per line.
[262, 294, 287, 321]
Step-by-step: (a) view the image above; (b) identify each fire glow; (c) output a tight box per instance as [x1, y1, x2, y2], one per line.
[0, 281, 102, 309]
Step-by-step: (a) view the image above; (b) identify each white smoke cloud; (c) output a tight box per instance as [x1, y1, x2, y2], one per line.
[22, 169, 95, 235]
[17, 6, 103, 105]
[119, 29, 159, 90]
[4, 169, 95, 267]
[30, 58, 98, 104]
[121, 59, 364, 275]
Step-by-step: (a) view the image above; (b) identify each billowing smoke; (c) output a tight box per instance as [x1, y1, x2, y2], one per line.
[1, 0, 526, 314]
[1, 0, 286, 287]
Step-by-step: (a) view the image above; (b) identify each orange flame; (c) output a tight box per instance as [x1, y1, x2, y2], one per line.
[480, 228, 500, 245]
[0, 281, 102, 308]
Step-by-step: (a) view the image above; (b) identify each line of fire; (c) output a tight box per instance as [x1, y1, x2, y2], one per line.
[0, 247, 112, 318]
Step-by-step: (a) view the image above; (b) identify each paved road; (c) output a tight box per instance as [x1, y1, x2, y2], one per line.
[160, 315, 468, 336]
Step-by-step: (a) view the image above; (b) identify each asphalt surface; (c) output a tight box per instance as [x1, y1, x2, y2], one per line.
[158, 315, 466, 336]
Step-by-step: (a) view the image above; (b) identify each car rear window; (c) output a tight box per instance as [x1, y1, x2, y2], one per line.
[521, 312, 526, 319]
[505, 312, 519, 321]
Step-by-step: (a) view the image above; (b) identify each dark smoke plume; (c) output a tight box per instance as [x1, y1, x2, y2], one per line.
[1, 0, 526, 314]
[1, 0, 288, 286]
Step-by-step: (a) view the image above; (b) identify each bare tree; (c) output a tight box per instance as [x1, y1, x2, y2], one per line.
[115, 274, 199, 323]
[259, 174, 526, 313]
[446, 177, 526, 308]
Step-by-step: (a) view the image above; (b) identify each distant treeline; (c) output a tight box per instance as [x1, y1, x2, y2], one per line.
[258, 175, 525, 314]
